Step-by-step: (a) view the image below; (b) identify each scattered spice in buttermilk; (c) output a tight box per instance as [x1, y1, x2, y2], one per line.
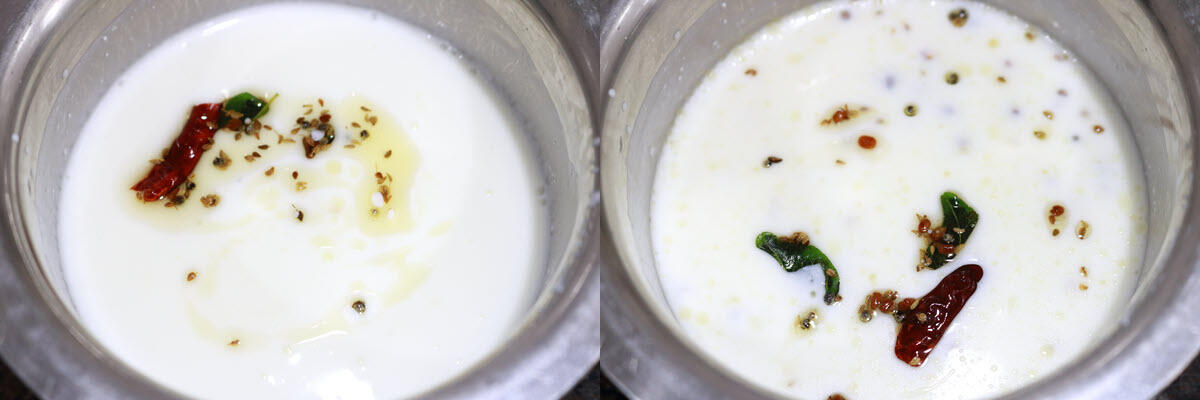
[1080, 266, 1089, 277]
[1079, 284, 1089, 291]
[1047, 204, 1068, 236]
[200, 194, 220, 208]
[1076, 220, 1091, 239]
[827, 394, 848, 400]
[903, 104, 918, 117]
[296, 107, 336, 159]
[821, 105, 856, 126]
[1033, 130, 1047, 140]
[1043, 110, 1055, 120]
[264, 167, 275, 176]
[858, 135, 877, 149]
[857, 289, 902, 323]
[213, 151, 231, 170]
[186, 271, 197, 282]
[745, 68, 758, 76]
[163, 180, 197, 208]
[1094, 125, 1105, 134]
[1048, 204, 1065, 224]
[228, 339, 240, 347]
[795, 309, 820, 332]
[948, 8, 969, 27]
[378, 185, 392, 204]
[763, 156, 783, 167]
[944, 72, 959, 85]
[352, 300, 367, 314]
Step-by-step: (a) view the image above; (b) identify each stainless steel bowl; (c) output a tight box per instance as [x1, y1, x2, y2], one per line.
[599, 0, 1200, 399]
[0, 0, 599, 399]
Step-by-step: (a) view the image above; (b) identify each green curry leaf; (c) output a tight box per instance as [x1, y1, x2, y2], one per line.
[922, 191, 979, 270]
[755, 232, 841, 305]
[218, 92, 271, 127]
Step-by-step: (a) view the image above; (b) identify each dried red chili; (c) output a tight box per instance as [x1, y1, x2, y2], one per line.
[895, 264, 983, 367]
[131, 103, 222, 201]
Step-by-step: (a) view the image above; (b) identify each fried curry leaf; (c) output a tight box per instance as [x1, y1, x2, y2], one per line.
[755, 232, 841, 305]
[218, 92, 271, 127]
[921, 192, 979, 270]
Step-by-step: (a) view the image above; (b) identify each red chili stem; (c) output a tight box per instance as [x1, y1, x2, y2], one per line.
[895, 264, 983, 367]
[131, 103, 223, 201]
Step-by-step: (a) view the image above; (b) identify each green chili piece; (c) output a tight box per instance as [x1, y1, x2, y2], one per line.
[922, 191, 979, 270]
[755, 232, 841, 305]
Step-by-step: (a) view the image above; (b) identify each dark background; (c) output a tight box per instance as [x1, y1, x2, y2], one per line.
[1, 359, 1199, 399]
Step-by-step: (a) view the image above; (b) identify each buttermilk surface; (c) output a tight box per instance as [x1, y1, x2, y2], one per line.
[59, 3, 545, 399]
[651, 1, 1146, 398]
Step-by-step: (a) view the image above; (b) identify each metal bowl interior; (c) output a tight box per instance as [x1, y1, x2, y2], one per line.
[600, 0, 1199, 399]
[0, 0, 598, 398]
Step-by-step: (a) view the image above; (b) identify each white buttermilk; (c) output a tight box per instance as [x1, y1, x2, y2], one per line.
[60, 3, 545, 399]
[652, 1, 1146, 398]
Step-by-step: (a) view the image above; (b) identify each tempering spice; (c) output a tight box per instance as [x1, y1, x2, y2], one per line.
[200, 194, 220, 208]
[895, 264, 984, 367]
[821, 105, 855, 126]
[857, 135, 877, 149]
[795, 309, 819, 331]
[131, 92, 271, 203]
[857, 289, 902, 323]
[299, 111, 337, 159]
[755, 231, 841, 304]
[948, 8, 969, 27]
[915, 192, 979, 270]
[1076, 220, 1091, 239]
